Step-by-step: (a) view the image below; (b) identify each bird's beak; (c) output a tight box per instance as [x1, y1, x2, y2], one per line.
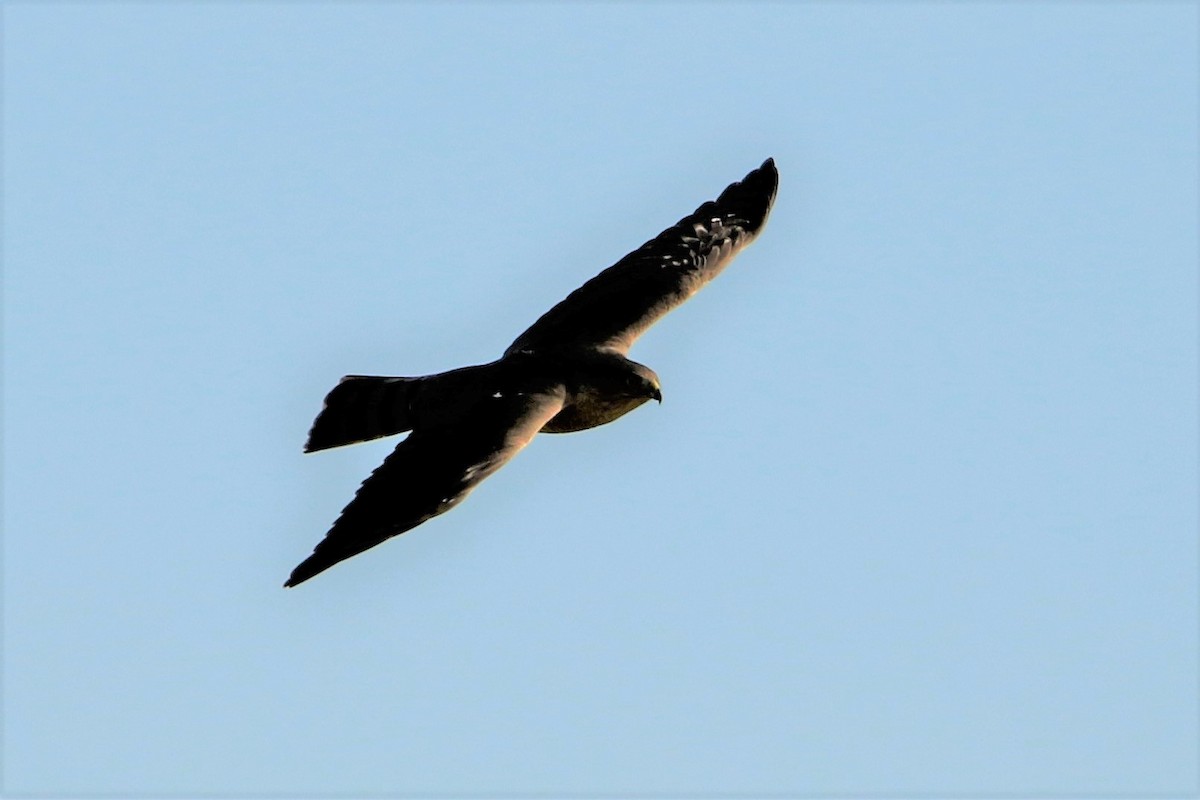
[651, 387, 663, 404]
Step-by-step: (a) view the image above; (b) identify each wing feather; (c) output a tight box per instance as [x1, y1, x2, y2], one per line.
[285, 387, 565, 587]
[506, 158, 778, 356]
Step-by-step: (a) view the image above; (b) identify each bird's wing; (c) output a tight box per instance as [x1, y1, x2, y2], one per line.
[285, 386, 565, 587]
[506, 158, 778, 357]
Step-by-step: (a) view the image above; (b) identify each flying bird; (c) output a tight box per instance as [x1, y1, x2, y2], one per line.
[287, 158, 779, 587]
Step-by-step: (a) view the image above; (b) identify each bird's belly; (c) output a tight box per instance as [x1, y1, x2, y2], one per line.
[541, 394, 649, 433]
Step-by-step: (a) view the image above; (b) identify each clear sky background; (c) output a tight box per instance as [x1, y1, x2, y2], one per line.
[4, 2, 1197, 797]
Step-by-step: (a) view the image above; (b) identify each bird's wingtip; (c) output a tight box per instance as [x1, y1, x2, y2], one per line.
[759, 157, 778, 184]
[283, 568, 310, 589]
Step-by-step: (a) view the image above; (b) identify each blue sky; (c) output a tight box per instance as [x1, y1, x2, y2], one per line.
[4, 2, 1197, 796]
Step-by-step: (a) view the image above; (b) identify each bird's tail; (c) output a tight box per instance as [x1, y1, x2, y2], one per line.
[304, 375, 421, 453]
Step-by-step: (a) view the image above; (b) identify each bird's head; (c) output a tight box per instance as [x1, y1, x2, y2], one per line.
[567, 351, 662, 405]
[627, 361, 663, 404]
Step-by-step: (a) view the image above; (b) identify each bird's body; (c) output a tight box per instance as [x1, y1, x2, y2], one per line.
[287, 158, 778, 587]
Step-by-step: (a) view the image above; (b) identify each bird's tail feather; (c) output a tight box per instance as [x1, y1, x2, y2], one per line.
[304, 375, 421, 453]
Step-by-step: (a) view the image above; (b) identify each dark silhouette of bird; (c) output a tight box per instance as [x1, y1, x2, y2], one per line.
[287, 158, 779, 587]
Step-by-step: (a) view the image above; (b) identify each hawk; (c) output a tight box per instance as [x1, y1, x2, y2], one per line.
[287, 158, 779, 587]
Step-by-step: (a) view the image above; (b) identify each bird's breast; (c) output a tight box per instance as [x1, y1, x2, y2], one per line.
[540, 388, 650, 433]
